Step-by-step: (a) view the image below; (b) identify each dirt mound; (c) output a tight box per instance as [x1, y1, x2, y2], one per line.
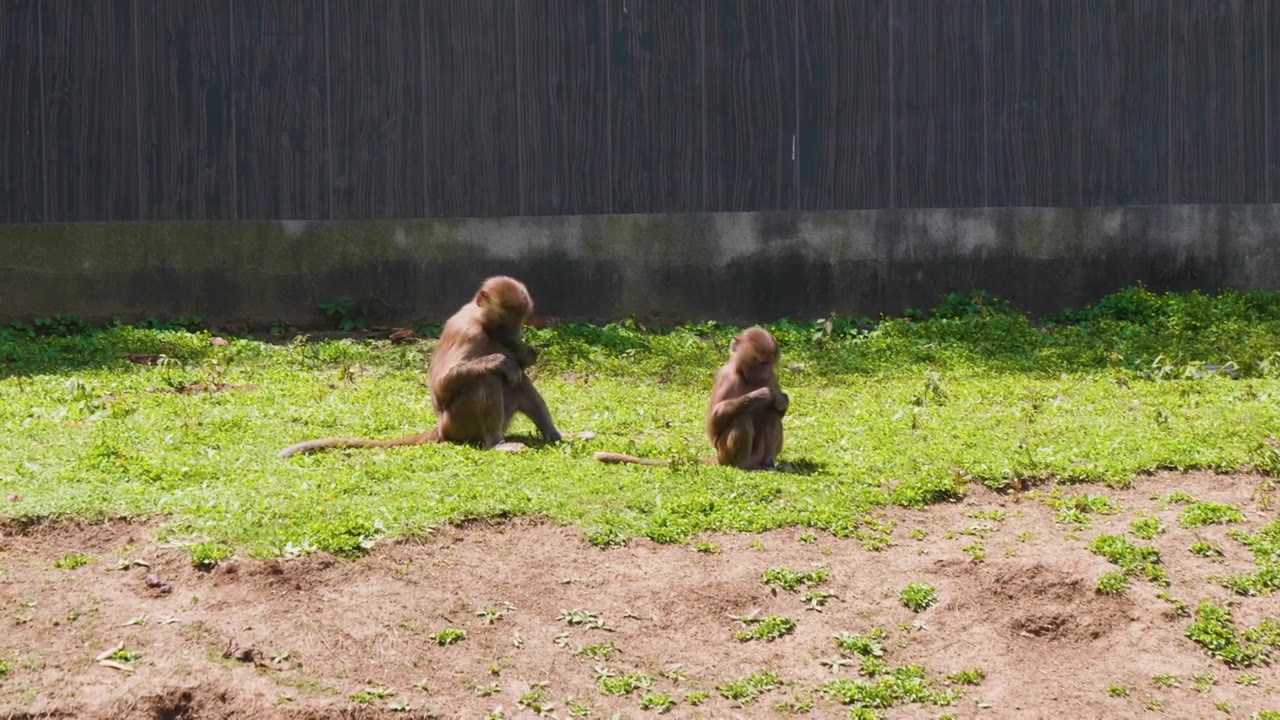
[1, 472, 1277, 718]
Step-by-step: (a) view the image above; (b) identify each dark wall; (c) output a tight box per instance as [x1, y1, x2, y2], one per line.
[1, 0, 1278, 222]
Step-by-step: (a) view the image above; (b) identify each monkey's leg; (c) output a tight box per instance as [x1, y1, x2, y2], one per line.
[434, 353, 516, 408]
[707, 388, 774, 440]
[750, 411, 784, 469]
[438, 377, 507, 448]
[715, 416, 755, 468]
[505, 379, 562, 442]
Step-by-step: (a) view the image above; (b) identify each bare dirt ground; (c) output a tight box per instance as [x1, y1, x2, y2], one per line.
[1, 472, 1278, 720]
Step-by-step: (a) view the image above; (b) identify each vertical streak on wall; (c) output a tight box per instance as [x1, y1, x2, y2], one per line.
[981, 0, 989, 208]
[418, 0, 429, 215]
[324, 0, 333, 219]
[888, 0, 895, 209]
[131, 0, 143, 217]
[1075, 0, 1083, 206]
[604, 0, 612, 214]
[228, 0, 238, 219]
[515, 0, 526, 216]
[700, 0, 708, 212]
[792, 0, 799, 211]
[37, 0, 48, 220]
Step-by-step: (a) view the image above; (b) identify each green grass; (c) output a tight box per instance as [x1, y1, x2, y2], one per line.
[3, 287, 1280, 556]
[716, 670, 781, 704]
[900, 583, 938, 613]
[1185, 601, 1280, 668]
[1088, 535, 1169, 586]
[1220, 519, 1280, 596]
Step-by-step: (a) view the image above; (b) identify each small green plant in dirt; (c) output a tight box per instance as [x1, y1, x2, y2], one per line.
[1130, 517, 1165, 540]
[594, 667, 651, 696]
[1096, 571, 1130, 596]
[1151, 674, 1179, 688]
[1192, 673, 1216, 692]
[477, 603, 515, 625]
[946, 669, 985, 686]
[694, 541, 721, 554]
[1237, 674, 1261, 686]
[431, 627, 467, 646]
[1217, 701, 1234, 713]
[1185, 601, 1280, 667]
[1088, 535, 1169, 586]
[188, 542, 233, 570]
[684, 690, 709, 706]
[835, 629, 887, 659]
[967, 509, 1007, 522]
[1253, 712, 1280, 720]
[1052, 493, 1121, 527]
[716, 670, 781, 705]
[1219, 518, 1280, 596]
[1157, 592, 1192, 617]
[962, 542, 985, 563]
[1190, 541, 1226, 561]
[900, 583, 938, 612]
[349, 686, 395, 705]
[909, 528, 928, 541]
[52, 553, 94, 570]
[518, 685, 554, 715]
[576, 641, 620, 661]
[1179, 502, 1245, 529]
[639, 693, 676, 713]
[799, 532, 817, 544]
[1143, 698, 1163, 712]
[803, 590, 837, 611]
[0, 657, 9, 677]
[474, 682, 500, 697]
[822, 664, 963, 714]
[736, 615, 796, 642]
[762, 567, 830, 593]
[773, 693, 815, 714]
[1108, 684, 1130, 698]
[104, 648, 140, 663]
[558, 608, 608, 629]
[565, 698, 591, 717]
[1155, 491, 1198, 506]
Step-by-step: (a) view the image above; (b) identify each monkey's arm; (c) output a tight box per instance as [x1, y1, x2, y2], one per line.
[707, 388, 775, 438]
[434, 353, 516, 407]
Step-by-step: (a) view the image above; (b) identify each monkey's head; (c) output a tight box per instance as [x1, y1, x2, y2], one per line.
[729, 326, 780, 382]
[475, 276, 534, 339]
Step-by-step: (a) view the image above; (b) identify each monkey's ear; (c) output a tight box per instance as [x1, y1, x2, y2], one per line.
[729, 338, 739, 353]
[476, 288, 491, 306]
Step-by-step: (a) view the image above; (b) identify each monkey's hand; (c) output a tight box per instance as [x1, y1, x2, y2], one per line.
[745, 387, 774, 404]
[499, 355, 525, 385]
[513, 343, 539, 369]
[773, 391, 790, 414]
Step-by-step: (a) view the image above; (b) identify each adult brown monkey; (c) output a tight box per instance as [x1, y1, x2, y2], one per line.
[594, 326, 787, 470]
[279, 276, 561, 458]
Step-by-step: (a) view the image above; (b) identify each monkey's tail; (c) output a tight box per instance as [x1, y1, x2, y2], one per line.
[279, 429, 441, 459]
[592, 451, 670, 467]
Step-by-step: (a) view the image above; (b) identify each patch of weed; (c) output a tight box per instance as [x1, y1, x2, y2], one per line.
[1108, 684, 1130, 697]
[773, 693, 815, 714]
[962, 542, 985, 562]
[431, 627, 467, 646]
[822, 664, 962, 714]
[1152, 674, 1179, 688]
[1192, 673, 1216, 692]
[595, 668, 651, 696]
[835, 629, 887, 659]
[684, 690, 709, 705]
[1190, 541, 1226, 561]
[945, 669, 985, 686]
[716, 669, 781, 705]
[639, 693, 676, 713]
[694, 541, 720, 554]
[736, 615, 796, 643]
[1096, 571, 1130, 595]
[188, 542, 232, 570]
[576, 641, 620, 661]
[53, 554, 93, 570]
[762, 567, 830, 593]
[1130, 517, 1165, 540]
[1220, 519, 1280, 596]
[1179, 502, 1245, 529]
[1185, 601, 1280, 667]
[900, 583, 938, 613]
[1088, 534, 1168, 586]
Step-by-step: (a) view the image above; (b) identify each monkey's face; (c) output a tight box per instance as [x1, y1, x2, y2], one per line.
[730, 333, 780, 383]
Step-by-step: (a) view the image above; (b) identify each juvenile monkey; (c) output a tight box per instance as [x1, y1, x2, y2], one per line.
[279, 276, 561, 458]
[594, 326, 788, 470]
